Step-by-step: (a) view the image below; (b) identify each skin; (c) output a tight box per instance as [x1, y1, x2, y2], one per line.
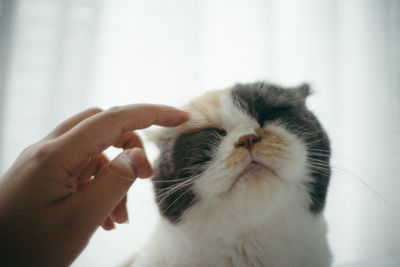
[0, 104, 189, 267]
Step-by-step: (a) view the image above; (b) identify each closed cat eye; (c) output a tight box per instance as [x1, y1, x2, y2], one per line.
[214, 128, 227, 137]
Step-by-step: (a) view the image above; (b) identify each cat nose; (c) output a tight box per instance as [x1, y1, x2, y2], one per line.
[235, 133, 261, 149]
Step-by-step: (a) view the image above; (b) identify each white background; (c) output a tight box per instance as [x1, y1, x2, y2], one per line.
[0, 0, 399, 266]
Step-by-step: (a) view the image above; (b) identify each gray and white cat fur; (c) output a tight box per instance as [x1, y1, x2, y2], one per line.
[130, 82, 332, 267]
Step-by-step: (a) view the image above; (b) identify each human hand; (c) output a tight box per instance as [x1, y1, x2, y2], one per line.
[0, 104, 189, 267]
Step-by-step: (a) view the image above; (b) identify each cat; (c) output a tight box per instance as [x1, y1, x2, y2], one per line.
[130, 82, 332, 267]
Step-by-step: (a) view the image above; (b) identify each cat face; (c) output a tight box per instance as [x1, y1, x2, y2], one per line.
[150, 82, 331, 224]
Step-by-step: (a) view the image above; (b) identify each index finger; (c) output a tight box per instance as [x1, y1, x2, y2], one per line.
[56, 104, 189, 175]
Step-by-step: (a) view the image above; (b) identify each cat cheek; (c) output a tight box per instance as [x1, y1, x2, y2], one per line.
[272, 142, 308, 181]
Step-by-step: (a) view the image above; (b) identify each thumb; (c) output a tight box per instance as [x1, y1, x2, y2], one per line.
[72, 148, 146, 227]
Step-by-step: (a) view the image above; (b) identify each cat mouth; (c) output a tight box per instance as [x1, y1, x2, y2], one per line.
[229, 161, 278, 190]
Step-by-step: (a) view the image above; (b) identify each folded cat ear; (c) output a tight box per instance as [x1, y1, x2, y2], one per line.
[292, 83, 312, 106]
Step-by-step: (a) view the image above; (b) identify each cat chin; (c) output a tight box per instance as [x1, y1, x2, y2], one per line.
[190, 160, 312, 221]
[131, 186, 331, 267]
[169, 171, 312, 239]
[229, 161, 278, 189]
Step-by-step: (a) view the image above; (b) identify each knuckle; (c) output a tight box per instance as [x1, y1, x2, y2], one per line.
[106, 106, 124, 115]
[31, 142, 54, 163]
[20, 143, 37, 156]
[103, 106, 125, 123]
[86, 107, 103, 114]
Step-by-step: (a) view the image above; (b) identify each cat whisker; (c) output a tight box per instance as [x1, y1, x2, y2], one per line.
[155, 177, 199, 205]
[160, 187, 195, 215]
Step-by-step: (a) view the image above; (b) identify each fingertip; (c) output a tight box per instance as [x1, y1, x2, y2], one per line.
[111, 204, 129, 224]
[156, 107, 190, 127]
[127, 148, 145, 176]
[102, 217, 115, 231]
[179, 110, 190, 121]
[128, 147, 152, 178]
[137, 157, 153, 178]
[174, 109, 190, 123]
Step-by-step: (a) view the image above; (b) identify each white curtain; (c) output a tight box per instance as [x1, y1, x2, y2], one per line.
[1, 0, 399, 266]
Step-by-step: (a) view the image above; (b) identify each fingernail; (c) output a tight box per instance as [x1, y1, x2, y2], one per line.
[166, 108, 190, 123]
[127, 148, 145, 175]
[177, 110, 190, 121]
[138, 159, 153, 179]
[121, 207, 129, 223]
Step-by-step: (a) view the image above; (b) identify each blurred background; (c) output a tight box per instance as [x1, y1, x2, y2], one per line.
[0, 0, 399, 266]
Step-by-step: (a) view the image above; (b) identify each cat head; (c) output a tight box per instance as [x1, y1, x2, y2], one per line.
[149, 82, 331, 224]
